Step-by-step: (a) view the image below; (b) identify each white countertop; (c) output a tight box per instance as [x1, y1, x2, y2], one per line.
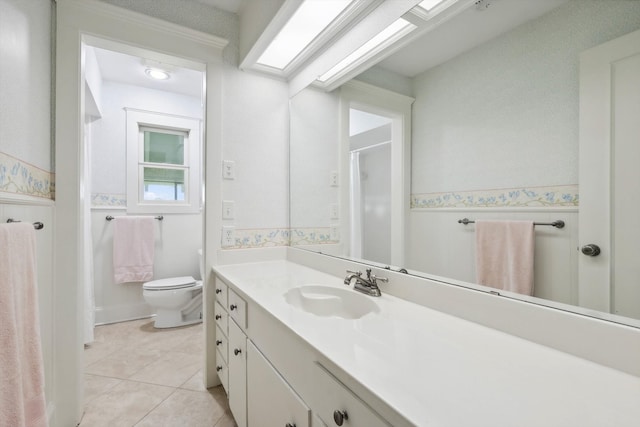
[214, 260, 640, 427]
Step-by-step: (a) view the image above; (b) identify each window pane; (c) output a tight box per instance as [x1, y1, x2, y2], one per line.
[143, 167, 185, 201]
[143, 131, 185, 165]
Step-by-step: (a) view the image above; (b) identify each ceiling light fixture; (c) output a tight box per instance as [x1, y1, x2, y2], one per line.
[317, 18, 417, 84]
[256, 0, 354, 70]
[145, 67, 171, 80]
[417, 0, 447, 12]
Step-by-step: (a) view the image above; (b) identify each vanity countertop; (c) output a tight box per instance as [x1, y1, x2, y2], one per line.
[213, 260, 640, 427]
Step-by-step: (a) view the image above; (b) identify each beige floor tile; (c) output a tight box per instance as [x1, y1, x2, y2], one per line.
[85, 345, 165, 379]
[129, 351, 202, 387]
[134, 388, 229, 427]
[180, 369, 207, 391]
[80, 379, 174, 427]
[214, 413, 239, 427]
[84, 374, 122, 404]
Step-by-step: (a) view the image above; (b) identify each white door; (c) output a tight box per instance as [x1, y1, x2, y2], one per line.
[579, 28, 640, 319]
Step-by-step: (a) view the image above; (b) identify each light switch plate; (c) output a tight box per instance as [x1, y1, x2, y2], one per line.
[330, 171, 339, 187]
[330, 203, 339, 220]
[222, 200, 235, 219]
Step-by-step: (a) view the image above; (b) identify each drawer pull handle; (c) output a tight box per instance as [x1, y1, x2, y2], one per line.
[215, 289, 222, 294]
[333, 410, 348, 426]
[216, 366, 222, 372]
[230, 304, 238, 311]
[234, 348, 242, 356]
[216, 340, 222, 346]
[215, 314, 222, 320]
[285, 424, 296, 427]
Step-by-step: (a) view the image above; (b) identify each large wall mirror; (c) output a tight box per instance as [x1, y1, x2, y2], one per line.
[290, 0, 640, 328]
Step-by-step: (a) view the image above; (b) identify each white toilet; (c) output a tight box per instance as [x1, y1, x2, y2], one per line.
[143, 250, 204, 328]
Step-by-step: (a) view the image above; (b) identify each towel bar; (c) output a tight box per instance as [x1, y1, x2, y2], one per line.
[6, 218, 44, 230]
[106, 215, 164, 221]
[458, 218, 565, 229]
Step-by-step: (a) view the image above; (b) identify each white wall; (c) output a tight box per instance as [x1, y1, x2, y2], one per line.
[0, 0, 56, 422]
[90, 81, 204, 323]
[407, 0, 640, 303]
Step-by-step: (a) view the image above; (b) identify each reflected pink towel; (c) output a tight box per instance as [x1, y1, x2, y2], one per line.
[475, 220, 535, 295]
[0, 223, 48, 427]
[113, 216, 155, 284]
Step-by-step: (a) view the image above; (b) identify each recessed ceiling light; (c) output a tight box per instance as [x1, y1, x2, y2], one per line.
[257, 0, 354, 70]
[145, 68, 170, 80]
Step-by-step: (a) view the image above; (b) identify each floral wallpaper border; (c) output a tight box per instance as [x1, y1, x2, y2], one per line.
[227, 228, 291, 249]
[411, 185, 579, 209]
[0, 151, 54, 199]
[222, 227, 339, 249]
[91, 193, 127, 208]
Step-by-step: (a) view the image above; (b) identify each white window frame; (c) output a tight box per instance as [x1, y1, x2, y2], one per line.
[126, 108, 201, 214]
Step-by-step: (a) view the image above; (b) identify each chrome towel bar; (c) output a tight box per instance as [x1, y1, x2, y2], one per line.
[105, 215, 164, 221]
[6, 218, 44, 230]
[458, 218, 565, 229]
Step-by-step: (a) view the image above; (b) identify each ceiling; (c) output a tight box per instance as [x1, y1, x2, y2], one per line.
[378, 0, 569, 77]
[89, 0, 569, 95]
[92, 47, 204, 98]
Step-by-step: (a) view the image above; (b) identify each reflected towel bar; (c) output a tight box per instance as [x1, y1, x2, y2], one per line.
[106, 215, 164, 221]
[458, 218, 565, 229]
[6, 218, 44, 230]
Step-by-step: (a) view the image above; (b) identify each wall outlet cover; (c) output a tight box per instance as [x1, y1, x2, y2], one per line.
[330, 203, 339, 220]
[223, 160, 235, 180]
[330, 224, 339, 241]
[222, 226, 236, 247]
[330, 171, 339, 187]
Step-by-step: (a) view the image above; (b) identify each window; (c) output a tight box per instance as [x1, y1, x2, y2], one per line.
[126, 109, 201, 213]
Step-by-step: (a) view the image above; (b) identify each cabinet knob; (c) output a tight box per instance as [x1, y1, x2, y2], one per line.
[216, 340, 222, 346]
[333, 410, 348, 426]
[285, 424, 296, 427]
[581, 244, 601, 257]
[230, 304, 237, 311]
[215, 288, 222, 294]
[234, 348, 242, 356]
[215, 314, 222, 320]
[216, 366, 222, 372]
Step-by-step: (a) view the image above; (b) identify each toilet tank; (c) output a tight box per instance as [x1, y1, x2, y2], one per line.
[198, 249, 204, 281]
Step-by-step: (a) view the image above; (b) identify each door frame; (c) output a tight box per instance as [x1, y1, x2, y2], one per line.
[339, 81, 414, 268]
[55, 0, 226, 423]
[578, 28, 640, 313]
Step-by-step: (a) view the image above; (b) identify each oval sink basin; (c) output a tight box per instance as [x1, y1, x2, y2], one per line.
[284, 285, 380, 319]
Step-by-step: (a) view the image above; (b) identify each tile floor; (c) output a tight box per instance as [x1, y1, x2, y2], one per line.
[81, 318, 237, 427]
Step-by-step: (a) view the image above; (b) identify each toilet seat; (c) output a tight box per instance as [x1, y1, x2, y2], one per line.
[143, 276, 196, 291]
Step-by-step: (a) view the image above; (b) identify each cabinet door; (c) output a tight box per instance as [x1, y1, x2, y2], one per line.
[312, 363, 390, 427]
[247, 341, 310, 427]
[229, 319, 247, 427]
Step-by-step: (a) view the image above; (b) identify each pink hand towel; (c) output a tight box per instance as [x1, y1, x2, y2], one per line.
[475, 220, 535, 295]
[0, 223, 49, 427]
[113, 216, 155, 284]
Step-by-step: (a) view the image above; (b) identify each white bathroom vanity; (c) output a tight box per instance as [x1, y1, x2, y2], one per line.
[210, 248, 640, 427]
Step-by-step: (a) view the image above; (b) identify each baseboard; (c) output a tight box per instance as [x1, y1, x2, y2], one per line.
[94, 303, 155, 325]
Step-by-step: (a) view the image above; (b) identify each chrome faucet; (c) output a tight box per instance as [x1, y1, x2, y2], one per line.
[344, 268, 387, 297]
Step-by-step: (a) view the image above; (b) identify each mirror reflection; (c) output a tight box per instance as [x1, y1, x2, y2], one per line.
[290, 0, 640, 326]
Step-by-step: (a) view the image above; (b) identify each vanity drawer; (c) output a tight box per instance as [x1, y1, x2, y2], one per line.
[216, 349, 229, 393]
[214, 301, 228, 333]
[215, 325, 228, 362]
[228, 289, 247, 329]
[214, 277, 229, 308]
[312, 363, 390, 427]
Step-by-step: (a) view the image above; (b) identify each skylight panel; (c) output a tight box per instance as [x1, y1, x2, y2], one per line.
[417, 0, 447, 12]
[257, 0, 353, 70]
[317, 18, 416, 83]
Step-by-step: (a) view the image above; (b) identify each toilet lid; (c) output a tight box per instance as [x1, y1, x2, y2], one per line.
[143, 276, 196, 290]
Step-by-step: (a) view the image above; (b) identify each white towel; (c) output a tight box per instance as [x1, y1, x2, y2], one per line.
[113, 216, 155, 284]
[0, 223, 49, 427]
[475, 220, 535, 295]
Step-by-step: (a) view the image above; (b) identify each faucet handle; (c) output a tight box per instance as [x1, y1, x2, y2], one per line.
[346, 270, 362, 276]
[371, 274, 388, 284]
